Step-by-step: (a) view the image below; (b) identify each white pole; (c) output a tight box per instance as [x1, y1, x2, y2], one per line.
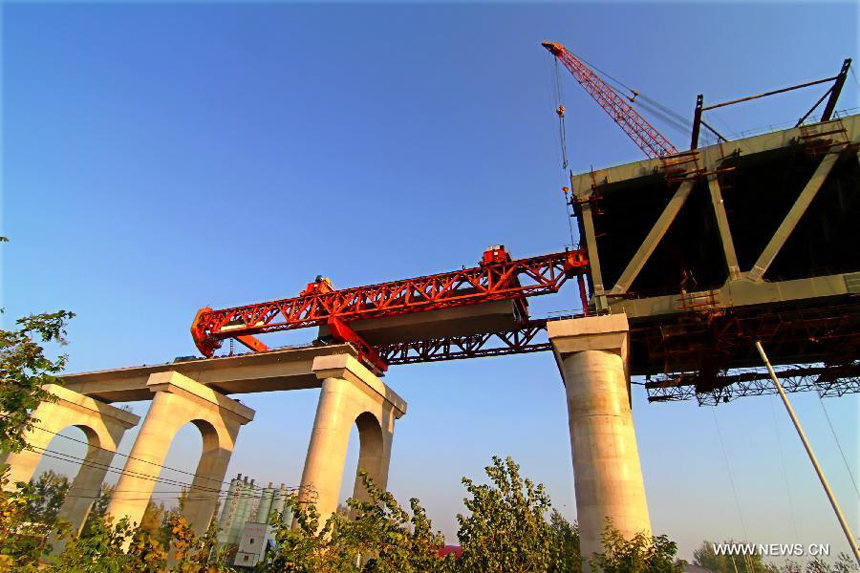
[755, 341, 859, 564]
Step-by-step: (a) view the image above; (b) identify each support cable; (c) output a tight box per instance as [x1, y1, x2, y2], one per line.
[818, 395, 860, 501]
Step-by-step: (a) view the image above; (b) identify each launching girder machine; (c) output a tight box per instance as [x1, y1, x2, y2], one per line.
[191, 247, 589, 374]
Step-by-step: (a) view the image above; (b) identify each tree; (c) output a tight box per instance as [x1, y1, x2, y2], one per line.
[25, 470, 70, 525]
[693, 540, 773, 573]
[0, 308, 75, 455]
[139, 500, 167, 547]
[777, 555, 859, 573]
[159, 488, 188, 548]
[165, 514, 234, 572]
[258, 472, 455, 573]
[548, 510, 582, 573]
[80, 483, 115, 537]
[455, 456, 566, 573]
[259, 491, 354, 573]
[0, 468, 64, 570]
[339, 472, 454, 573]
[589, 519, 682, 573]
[47, 514, 167, 572]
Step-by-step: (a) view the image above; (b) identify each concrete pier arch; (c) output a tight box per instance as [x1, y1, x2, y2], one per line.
[0, 384, 139, 536]
[105, 371, 254, 537]
[298, 354, 407, 528]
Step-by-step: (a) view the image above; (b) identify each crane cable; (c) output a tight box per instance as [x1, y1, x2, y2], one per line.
[568, 50, 695, 138]
[546, 53, 578, 248]
[551, 57, 570, 170]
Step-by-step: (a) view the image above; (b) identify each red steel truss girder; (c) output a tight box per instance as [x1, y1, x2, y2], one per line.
[192, 250, 587, 357]
[378, 320, 551, 365]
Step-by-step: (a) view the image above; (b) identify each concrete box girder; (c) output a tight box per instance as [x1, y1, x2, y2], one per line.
[317, 301, 523, 345]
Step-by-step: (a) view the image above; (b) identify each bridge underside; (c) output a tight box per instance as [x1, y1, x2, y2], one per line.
[570, 114, 860, 404]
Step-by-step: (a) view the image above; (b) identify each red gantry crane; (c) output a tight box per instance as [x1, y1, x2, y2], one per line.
[542, 42, 678, 159]
[191, 247, 589, 374]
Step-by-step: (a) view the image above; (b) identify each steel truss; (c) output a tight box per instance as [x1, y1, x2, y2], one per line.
[379, 320, 551, 365]
[640, 303, 860, 405]
[646, 362, 860, 405]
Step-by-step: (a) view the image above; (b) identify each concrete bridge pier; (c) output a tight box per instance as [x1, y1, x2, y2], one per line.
[0, 384, 139, 537]
[105, 371, 254, 537]
[548, 313, 651, 562]
[298, 354, 407, 528]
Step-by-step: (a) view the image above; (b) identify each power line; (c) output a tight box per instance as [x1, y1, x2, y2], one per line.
[818, 395, 860, 501]
[28, 446, 312, 503]
[5, 413, 270, 492]
[28, 446, 227, 495]
[711, 407, 750, 542]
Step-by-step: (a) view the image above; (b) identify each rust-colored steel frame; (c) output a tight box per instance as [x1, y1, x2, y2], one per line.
[192, 250, 588, 366]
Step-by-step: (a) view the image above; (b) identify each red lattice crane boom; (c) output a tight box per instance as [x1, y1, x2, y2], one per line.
[542, 42, 678, 159]
[191, 247, 589, 373]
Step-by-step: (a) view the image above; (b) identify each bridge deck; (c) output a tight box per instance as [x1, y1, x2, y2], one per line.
[62, 343, 360, 402]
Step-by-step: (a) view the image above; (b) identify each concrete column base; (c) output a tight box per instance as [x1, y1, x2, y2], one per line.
[298, 354, 407, 528]
[0, 384, 139, 541]
[105, 371, 254, 537]
[549, 314, 651, 562]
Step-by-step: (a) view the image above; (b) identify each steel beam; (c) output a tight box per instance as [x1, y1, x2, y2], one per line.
[707, 175, 741, 280]
[574, 174, 608, 312]
[609, 179, 695, 295]
[747, 149, 843, 282]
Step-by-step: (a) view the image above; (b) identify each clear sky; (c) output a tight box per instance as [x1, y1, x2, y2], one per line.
[3, 0, 859, 564]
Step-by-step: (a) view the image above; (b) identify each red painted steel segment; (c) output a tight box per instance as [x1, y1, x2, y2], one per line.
[542, 42, 678, 159]
[326, 316, 388, 375]
[190, 249, 588, 358]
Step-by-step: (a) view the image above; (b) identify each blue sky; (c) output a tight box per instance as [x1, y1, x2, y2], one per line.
[3, 1, 859, 563]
